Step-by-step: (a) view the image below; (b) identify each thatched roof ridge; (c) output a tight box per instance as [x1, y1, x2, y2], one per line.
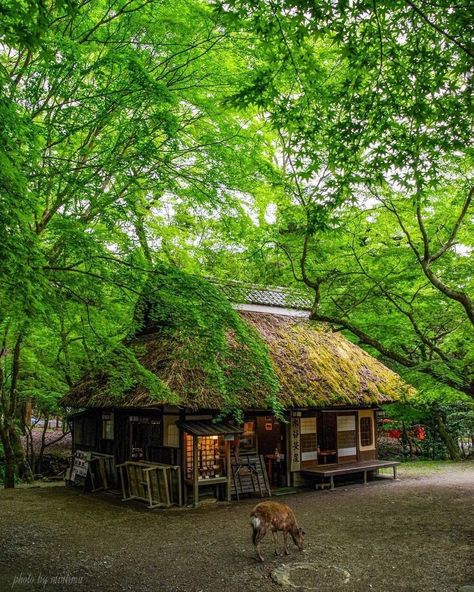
[62, 312, 411, 410]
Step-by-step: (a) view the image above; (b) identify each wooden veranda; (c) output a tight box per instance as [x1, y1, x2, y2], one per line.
[301, 460, 400, 490]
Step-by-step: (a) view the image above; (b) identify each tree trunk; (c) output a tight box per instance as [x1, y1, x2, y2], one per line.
[0, 332, 24, 487]
[26, 427, 36, 475]
[0, 426, 17, 488]
[37, 415, 50, 474]
[434, 412, 461, 461]
[20, 399, 32, 433]
[4, 455, 16, 488]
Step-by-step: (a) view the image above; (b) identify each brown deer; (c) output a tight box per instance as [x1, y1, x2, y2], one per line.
[249, 501, 305, 562]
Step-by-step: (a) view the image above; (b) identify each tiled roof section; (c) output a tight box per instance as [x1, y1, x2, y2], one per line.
[207, 279, 313, 311]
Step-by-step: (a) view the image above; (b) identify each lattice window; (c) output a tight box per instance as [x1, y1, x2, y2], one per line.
[301, 434, 317, 452]
[300, 417, 317, 461]
[74, 417, 96, 446]
[102, 413, 114, 440]
[338, 430, 356, 448]
[360, 416, 373, 447]
[184, 434, 224, 481]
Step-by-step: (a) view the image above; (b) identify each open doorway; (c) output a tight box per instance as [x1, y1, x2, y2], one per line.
[255, 416, 286, 486]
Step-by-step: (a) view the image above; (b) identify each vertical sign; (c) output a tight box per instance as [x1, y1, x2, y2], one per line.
[290, 414, 301, 471]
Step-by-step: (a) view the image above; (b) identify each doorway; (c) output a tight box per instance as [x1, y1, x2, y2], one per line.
[255, 416, 286, 486]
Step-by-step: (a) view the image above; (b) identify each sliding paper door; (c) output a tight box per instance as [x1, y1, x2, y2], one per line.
[337, 415, 357, 462]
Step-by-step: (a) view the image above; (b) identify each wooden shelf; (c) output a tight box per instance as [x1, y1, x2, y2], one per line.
[185, 477, 227, 486]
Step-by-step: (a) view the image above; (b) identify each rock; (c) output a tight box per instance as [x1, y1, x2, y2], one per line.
[459, 586, 474, 592]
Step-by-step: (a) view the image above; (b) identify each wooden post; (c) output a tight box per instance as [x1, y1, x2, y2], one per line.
[193, 435, 199, 508]
[330, 475, 334, 490]
[176, 466, 183, 507]
[225, 440, 231, 502]
[285, 418, 291, 488]
[145, 469, 153, 508]
[118, 463, 128, 500]
[393, 465, 398, 480]
[181, 426, 187, 506]
[363, 470, 367, 485]
[162, 467, 171, 507]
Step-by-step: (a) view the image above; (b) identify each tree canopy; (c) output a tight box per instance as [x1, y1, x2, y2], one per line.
[0, 0, 472, 484]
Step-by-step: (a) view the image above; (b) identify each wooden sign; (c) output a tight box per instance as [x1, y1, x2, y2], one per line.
[290, 415, 301, 471]
[70, 449, 91, 485]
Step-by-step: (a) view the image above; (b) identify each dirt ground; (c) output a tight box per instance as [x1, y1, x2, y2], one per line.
[0, 462, 472, 592]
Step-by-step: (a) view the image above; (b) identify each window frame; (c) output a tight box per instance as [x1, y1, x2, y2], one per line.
[360, 416, 373, 447]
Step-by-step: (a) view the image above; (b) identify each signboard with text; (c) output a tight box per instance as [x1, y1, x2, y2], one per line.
[70, 449, 91, 485]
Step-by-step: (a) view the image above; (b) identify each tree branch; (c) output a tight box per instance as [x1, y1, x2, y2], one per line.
[403, 0, 474, 59]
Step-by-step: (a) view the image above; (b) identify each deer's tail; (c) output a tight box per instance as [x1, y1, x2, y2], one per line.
[250, 515, 261, 545]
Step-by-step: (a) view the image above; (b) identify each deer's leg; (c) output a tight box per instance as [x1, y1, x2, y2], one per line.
[272, 530, 280, 556]
[253, 528, 266, 562]
[283, 532, 289, 555]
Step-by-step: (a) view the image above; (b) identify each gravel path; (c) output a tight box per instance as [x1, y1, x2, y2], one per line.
[0, 462, 472, 592]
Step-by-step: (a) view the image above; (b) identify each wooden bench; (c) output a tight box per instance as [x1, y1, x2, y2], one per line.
[301, 460, 400, 490]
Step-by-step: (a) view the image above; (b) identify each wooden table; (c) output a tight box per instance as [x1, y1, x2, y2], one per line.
[185, 476, 228, 506]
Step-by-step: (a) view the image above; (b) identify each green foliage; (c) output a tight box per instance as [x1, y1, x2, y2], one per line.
[208, 0, 473, 400]
[99, 343, 175, 403]
[0, 0, 278, 426]
[0, 0, 472, 487]
[383, 389, 474, 460]
[0, 0, 76, 49]
[133, 265, 280, 416]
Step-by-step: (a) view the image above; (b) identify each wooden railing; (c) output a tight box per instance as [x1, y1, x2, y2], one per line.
[117, 461, 182, 508]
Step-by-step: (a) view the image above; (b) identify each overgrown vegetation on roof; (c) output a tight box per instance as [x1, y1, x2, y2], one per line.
[63, 266, 281, 416]
[63, 269, 411, 411]
[242, 312, 412, 407]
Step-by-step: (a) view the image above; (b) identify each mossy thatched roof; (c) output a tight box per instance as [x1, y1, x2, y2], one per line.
[241, 312, 411, 407]
[63, 311, 411, 410]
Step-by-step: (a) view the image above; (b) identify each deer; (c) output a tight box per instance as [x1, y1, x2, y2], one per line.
[249, 501, 305, 562]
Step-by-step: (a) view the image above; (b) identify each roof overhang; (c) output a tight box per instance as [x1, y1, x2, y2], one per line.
[232, 303, 309, 318]
[178, 420, 242, 437]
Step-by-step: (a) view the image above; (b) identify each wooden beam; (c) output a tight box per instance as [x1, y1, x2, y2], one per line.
[285, 417, 291, 487]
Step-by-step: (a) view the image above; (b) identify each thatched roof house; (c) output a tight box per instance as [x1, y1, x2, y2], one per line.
[64, 270, 410, 502]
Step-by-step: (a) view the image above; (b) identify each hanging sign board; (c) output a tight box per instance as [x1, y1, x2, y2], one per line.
[290, 414, 301, 471]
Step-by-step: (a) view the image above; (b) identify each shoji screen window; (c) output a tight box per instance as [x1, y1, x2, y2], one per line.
[300, 417, 317, 464]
